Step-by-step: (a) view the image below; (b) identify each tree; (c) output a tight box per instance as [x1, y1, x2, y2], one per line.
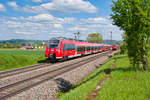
[111, 0, 150, 71]
[116, 41, 121, 45]
[120, 32, 127, 54]
[5, 42, 12, 48]
[16, 44, 23, 48]
[0, 44, 3, 48]
[87, 33, 103, 43]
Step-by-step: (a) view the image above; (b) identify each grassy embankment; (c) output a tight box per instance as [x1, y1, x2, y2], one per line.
[0, 49, 45, 71]
[58, 56, 116, 100]
[94, 55, 150, 100]
[58, 54, 150, 100]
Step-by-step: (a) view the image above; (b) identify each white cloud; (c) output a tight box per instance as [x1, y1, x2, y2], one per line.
[54, 24, 63, 29]
[0, 4, 6, 11]
[23, 0, 97, 14]
[15, 31, 36, 35]
[11, 14, 76, 25]
[80, 17, 110, 25]
[27, 14, 54, 21]
[69, 26, 88, 32]
[1, 15, 123, 40]
[7, 2, 18, 10]
[32, 0, 43, 2]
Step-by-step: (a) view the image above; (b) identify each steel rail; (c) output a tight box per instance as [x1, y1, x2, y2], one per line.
[0, 51, 110, 100]
[0, 63, 52, 79]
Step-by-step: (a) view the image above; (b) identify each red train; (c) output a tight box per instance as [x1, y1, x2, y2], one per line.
[112, 45, 119, 50]
[45, 37, 112, 62]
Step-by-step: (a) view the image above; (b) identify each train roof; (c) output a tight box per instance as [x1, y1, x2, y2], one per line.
[50, 37, 88, 42]
[49, 37, 112, 46]
[49, 37, 106, 44]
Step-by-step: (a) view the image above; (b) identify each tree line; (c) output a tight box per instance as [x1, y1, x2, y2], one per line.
[0, 42, 24, 48]
[0, 42, 46, 49]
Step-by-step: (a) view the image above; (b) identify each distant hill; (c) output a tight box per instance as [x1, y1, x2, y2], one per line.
[0, 39, 121, 45]
[0, 39, 48, 45]
[102, 40, 122, 45]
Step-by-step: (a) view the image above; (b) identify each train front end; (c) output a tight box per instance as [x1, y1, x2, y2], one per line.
[45, 38, 61, 62]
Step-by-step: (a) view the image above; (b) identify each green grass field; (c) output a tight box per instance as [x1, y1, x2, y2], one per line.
[58, 54, 150, 100]
[0, 49, 45, 71]
[58, 57, 115, 100]
[0, 49, 44, 55]
[94, 55, 150, 100]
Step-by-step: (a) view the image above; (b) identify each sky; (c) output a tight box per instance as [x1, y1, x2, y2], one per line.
[0, 0, 123, 40]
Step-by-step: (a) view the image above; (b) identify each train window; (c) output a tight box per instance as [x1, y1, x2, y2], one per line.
[95, 46, 97, 50]
[48, 39, 60, 48]
[92, 46, 94, 50]
[77, 46, 85, 52]
[82, 46, 85, 51]
[49, 44, 58, 48]
[85, 47, 87, 51]
[69, 44, 75, 50]
[80, 47, 82, 51]
[87, 47, 89, 51]
[63, 44, 75, 51]
[98, 46, 101, 49]
[86, 47, 88, 51]
[86, 46, 90, 51]
[90, 46, 92, 50]
[77, 46, 80, 52]
[63, 44, 67, 51]
[72, 44, 76, 50]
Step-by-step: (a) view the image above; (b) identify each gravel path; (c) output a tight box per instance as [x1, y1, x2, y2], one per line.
[7, 51, 117, 100]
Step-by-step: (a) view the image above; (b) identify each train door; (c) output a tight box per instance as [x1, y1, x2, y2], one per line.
[85, 46, 87, 54]
[75, 45, 77, 55]
[62, 44, 67, 57]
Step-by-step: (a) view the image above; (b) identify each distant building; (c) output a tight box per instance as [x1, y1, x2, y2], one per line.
[21, 46, 34, 50]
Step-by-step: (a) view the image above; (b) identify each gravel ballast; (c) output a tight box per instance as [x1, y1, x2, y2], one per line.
[0, 52, 106, 88]
[8, 51, 117, 100]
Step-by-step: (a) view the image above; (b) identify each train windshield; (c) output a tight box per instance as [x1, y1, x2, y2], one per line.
[48, 39, 60, 48]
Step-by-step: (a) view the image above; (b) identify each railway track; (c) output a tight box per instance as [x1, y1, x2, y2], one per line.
[0, 63, 52, 79]
[0, 51, 109, 79]
[0, 51, 111, 100]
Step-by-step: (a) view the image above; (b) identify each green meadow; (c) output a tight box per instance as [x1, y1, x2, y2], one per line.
[0, 49, 45, 71]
